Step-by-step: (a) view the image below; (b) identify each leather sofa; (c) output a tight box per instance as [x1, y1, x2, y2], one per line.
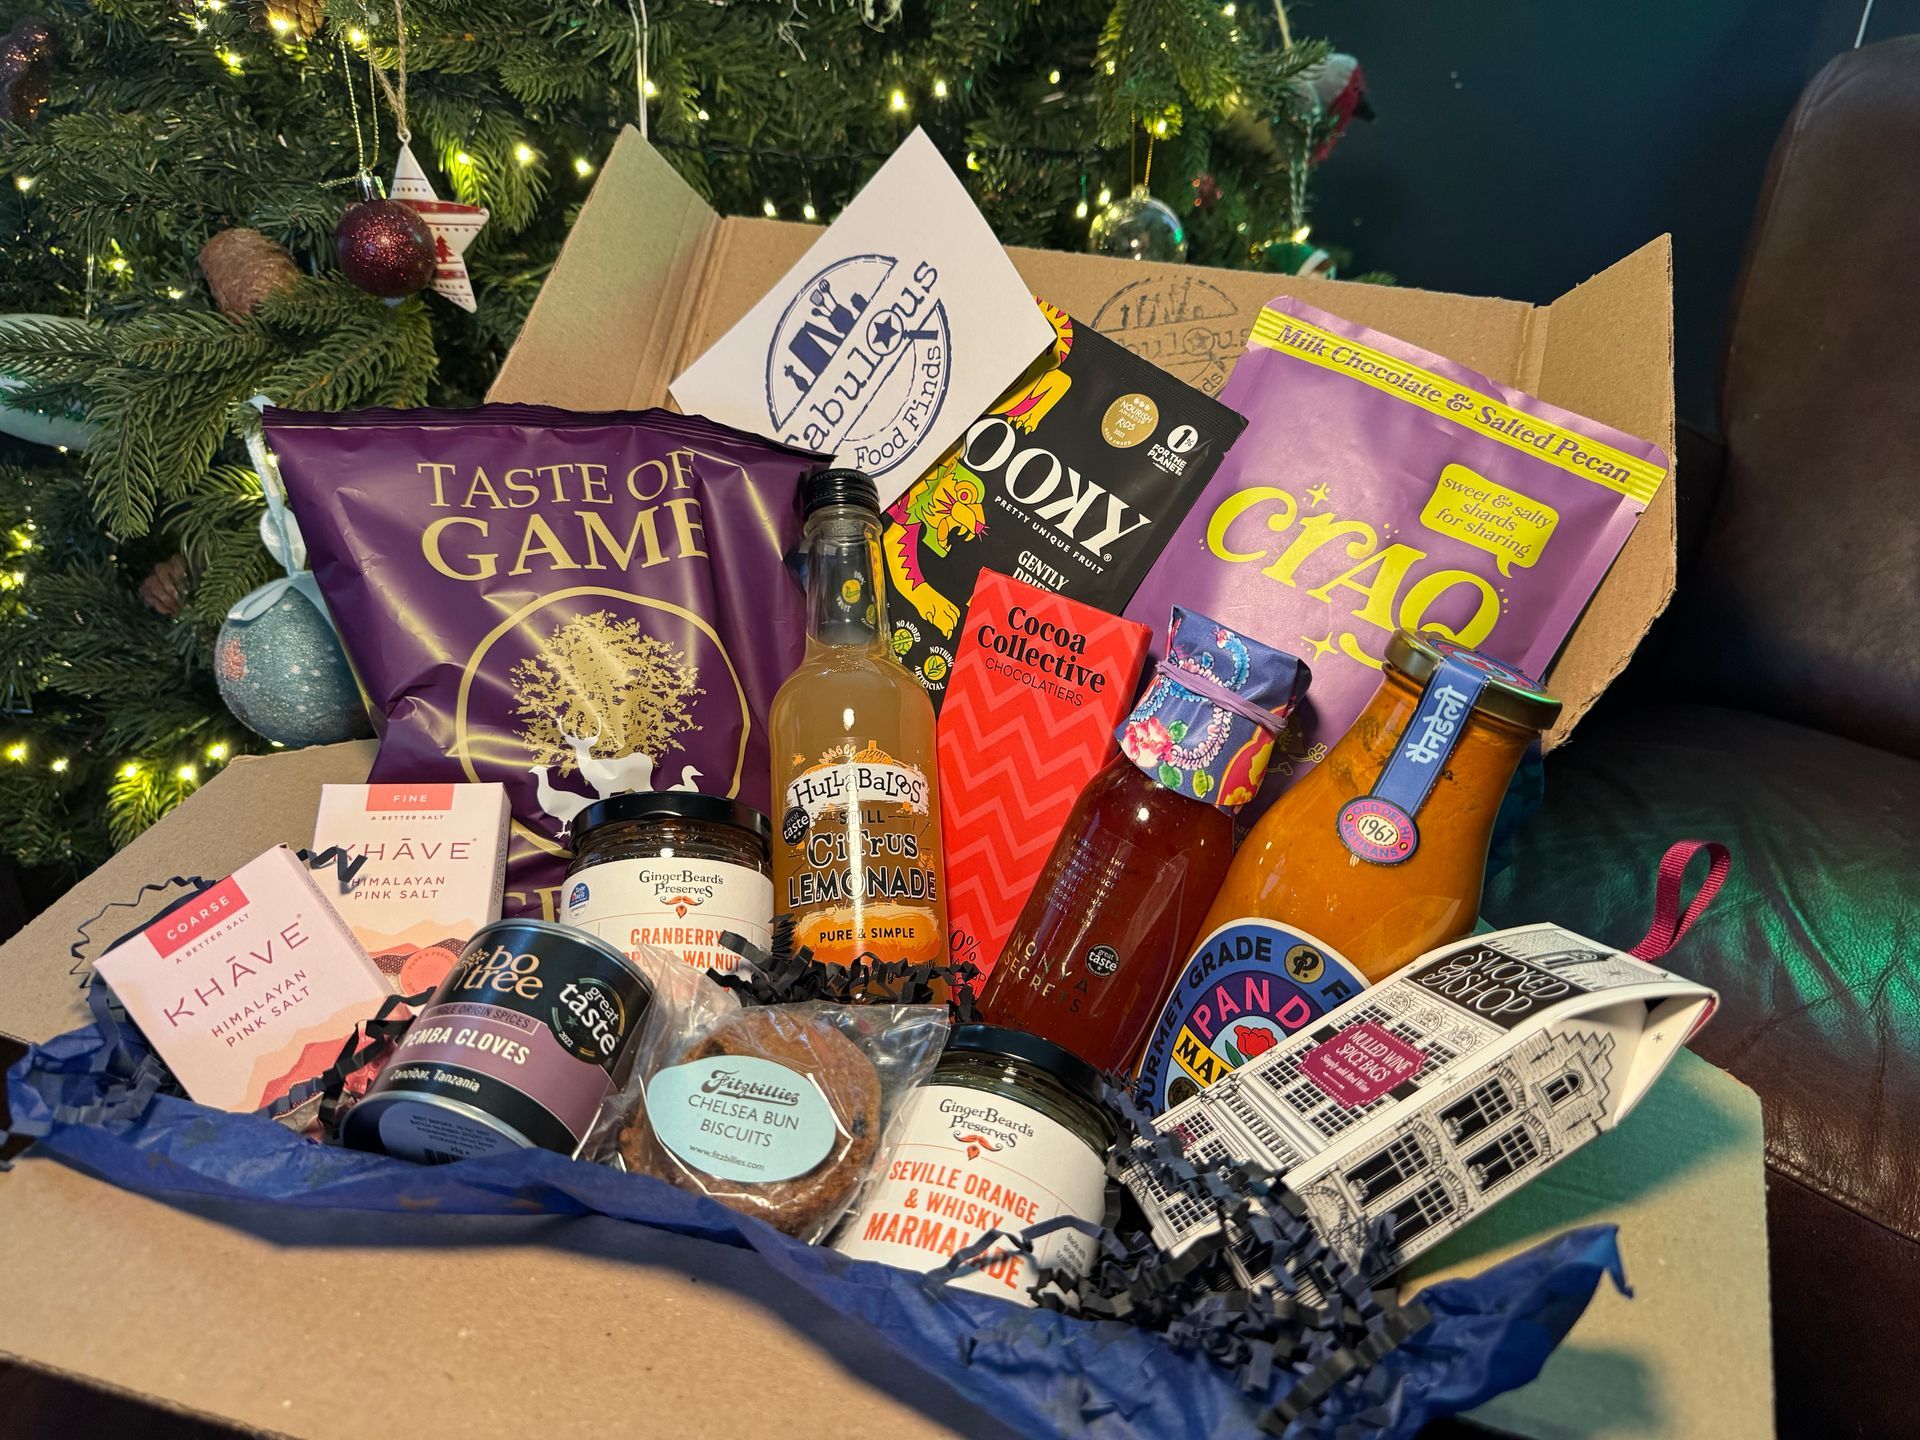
[1485, 36, 1920, 1439]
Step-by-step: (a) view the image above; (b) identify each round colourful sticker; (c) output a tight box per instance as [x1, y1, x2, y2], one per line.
[1137, 917, 1369, 1114]
[1337, 796, 1419, 865]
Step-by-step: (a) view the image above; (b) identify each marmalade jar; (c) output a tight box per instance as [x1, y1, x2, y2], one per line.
[1196, 630, 1559, 985]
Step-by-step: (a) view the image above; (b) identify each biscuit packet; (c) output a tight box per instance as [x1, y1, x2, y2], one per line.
[588, 979, 947, 1243]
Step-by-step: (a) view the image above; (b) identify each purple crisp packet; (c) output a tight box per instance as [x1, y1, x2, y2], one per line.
[1125, 298, 1668, 813]
[268, 404, 823, 920]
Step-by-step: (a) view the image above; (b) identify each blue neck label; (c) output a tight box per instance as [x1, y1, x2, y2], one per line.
[1336, 656, 1491, 865]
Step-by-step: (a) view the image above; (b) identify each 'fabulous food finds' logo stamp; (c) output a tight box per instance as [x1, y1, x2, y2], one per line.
[669, 128, 1056, 509]
[765, 255, 952, 478]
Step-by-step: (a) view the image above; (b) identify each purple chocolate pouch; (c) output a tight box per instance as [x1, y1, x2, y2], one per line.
[1125, 298, 1669, 816]
[266, 403, 824, 918]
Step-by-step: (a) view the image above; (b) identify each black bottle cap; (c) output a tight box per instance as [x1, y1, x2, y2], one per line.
[801, 468, 880, 517]
[573, 790, 772, 848]
[943, 1024, 1113, 1117]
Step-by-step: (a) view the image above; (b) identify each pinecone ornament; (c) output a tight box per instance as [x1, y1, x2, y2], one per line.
[253, 0, 327, 40]
[198, 227, 301, 320]
[138, 555, 188, 617]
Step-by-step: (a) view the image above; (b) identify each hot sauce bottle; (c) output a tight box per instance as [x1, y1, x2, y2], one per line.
[978, 608, 1308, 1071]
[770, 470, 947, 969]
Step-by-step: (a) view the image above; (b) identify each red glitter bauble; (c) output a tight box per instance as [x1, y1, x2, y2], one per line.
[334, 199, 437, 298]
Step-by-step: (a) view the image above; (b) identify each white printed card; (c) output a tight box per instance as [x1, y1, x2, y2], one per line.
[670, 127, 1055, 507]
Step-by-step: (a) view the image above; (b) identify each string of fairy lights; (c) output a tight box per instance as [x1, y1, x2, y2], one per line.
[3, 0, 1310, 821]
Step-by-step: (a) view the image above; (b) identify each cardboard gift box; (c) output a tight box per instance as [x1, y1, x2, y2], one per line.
[0, 744, 1773, 1439]
[0, 132, 1772, 1438]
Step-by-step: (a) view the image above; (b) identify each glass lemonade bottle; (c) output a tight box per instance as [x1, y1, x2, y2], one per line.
[770, 469, 947, 969]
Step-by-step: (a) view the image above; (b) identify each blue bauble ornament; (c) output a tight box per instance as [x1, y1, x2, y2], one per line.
[214, 585, 371, 747]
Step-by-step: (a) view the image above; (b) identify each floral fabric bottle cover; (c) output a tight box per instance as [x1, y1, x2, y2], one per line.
[978, 608, 1308, 1071]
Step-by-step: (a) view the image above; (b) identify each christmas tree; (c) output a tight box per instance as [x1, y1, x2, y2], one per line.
[0, 0, 1368, 886]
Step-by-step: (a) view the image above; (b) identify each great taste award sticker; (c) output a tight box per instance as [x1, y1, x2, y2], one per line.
[670, 127, 1054, 507]
[646, 1054, 839, 1183]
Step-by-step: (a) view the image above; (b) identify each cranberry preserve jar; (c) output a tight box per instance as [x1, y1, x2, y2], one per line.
[562, 792, 773, 975]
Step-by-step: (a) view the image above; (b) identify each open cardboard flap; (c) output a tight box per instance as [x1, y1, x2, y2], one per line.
[490, 126, 1677, 748]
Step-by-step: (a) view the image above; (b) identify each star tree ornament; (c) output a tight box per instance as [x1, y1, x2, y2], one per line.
[388, 142, 488, 311]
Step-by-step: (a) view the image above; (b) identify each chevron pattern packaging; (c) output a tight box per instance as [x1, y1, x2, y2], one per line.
[937, 571, 1150, 986]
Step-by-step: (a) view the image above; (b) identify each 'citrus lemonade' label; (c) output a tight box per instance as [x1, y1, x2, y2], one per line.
[775, 742, 943, 966]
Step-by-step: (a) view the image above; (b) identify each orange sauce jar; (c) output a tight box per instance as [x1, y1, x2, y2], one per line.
[1197, 631, 1560, 985]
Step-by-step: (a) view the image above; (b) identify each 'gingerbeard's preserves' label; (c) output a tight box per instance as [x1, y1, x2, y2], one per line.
[833, 1083, 1107, 1303]
[564, 856, 773, 973]
[774, 742, 944, 967]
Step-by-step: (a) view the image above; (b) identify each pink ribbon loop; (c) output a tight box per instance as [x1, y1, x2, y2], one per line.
[1629, 840, 1732, 961]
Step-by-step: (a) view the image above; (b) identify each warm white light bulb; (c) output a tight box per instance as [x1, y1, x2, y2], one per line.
[762, 199, 777, 217]
[574, 156, 593, 177]
[1049, 69, 1061, 84]
[889, 88, 907, 113]
[1075, 199, 1089, 219]
[802, 202, 817, 221]
[514, 142, 536, 166]
[13, 175, 33, 192]
[933, 79, 948, 99]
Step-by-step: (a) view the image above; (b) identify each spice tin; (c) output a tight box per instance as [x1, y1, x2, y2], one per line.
[832, 1025, 1117, 1303]
[344, 919, 654, 1163]
[563, 792, 774, 974]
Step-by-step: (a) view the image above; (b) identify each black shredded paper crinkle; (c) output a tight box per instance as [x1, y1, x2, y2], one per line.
[717, 928, 1431, 1434]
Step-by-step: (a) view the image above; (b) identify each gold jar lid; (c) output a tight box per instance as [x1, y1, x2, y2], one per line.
[1383, 629, 1562, 732]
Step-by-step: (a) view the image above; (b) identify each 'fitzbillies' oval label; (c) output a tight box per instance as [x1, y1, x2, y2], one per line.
[1137, 918, 1368, 1114]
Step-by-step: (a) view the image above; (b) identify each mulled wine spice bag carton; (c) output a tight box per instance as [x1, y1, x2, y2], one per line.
[884, 302, 1244, 705]
[1125, 299, 1669, 809]
[267, 404, 822, 920]
[1124, 922, 1716, 1292]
